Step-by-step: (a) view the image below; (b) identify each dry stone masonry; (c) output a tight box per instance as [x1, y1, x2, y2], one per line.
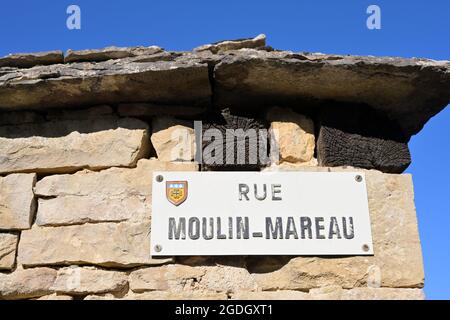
[0, 34, 449, 300]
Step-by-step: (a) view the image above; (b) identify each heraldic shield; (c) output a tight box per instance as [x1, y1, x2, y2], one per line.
[166, 181, 188, 206]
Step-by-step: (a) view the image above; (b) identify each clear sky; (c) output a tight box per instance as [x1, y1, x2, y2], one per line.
[1, 0, 449, 299]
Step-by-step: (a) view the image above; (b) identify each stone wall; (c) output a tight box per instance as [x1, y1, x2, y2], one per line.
[1, 34, 447, 300]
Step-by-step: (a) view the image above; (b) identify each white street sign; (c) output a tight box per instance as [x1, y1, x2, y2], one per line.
[151, 171, 374, 256]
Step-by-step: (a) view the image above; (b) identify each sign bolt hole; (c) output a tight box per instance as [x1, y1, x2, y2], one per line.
[362, 244, 370, 252]
[156, 175, 164, 183]
[355, 175, 363, 182]
[154, 245, 162, 253]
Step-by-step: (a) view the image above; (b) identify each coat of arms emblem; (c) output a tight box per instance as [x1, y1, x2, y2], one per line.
[166, 181, 188, 206]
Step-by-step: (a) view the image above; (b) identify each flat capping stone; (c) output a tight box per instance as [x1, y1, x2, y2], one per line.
[0, 35, 448, 139]
[0, 51, 64, 69]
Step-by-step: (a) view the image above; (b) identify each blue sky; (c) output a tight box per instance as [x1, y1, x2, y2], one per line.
[1, 0, 449, 299]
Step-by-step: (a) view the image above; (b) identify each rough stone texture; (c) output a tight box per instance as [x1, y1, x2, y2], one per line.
[65, 46, 163, 63]
[18, 222, 158, 268]
[0, 53, 211, 111]
[267, 107, 315, 164]
[129, 265, 206, 293]
[51, 267, 128, 295]
[317, 106, 411, 173]
[36, 293, 74, 300]
[0, 267, 57, 300]
[125, 291, 228, 300]
[0, 173, 36, 230]
[231, 288, 424, 300]
[85, 291, 228, 300]
[0, 233, 18, 270]
[1, 40, 448, 138]
[151, 117, 195, 162]
[309, 286, 425, 300]
[256, 166, 424, 290]
[0, 51, 63, 68]
[18, 159, 197, 267]
[118, 102, 206, 118]
[0, 116, 150, 174]
[214, 49, 450, 137]
[232, 290, 311, 300]
[83, 293, 117, 300]
[130, 264, 257, 294]
[318, 125, 411, 173]
[0, 37, 434, 300]
[201, 265, 258, 293]
[34, 159, 197, 226]
[265, 159, 319, 169]
[194, 34, 266, 53]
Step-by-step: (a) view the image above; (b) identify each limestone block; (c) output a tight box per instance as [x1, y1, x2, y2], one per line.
[213, 49, 450, 137]
[65, 46, 163, 63]
[253, 166, 424, 290]
[194, 34, 266, 53]
[51, 267, 128, 295]
[0, 54, 211, 111]
[0, 116, 150, 174]
[83, 293, 117, 300]
[19, 160, 197, 268]
[309, 286, 425, 300]
[232, 290, 310, 300]
[34, 159, 198, 226]
[0, 51, 63, 68]
[36, 293, 74, 300]
[267, 107, 315, 163]
[232, 288, 424, 300]
[18, 221, 165, 268]
[0, 173, 36, 230]
[130, 264, 258, 294]
[151, 117, 195, 162]
[129, 265, 205, 293]
[124, 291, 228, 300]
[0, 267, 57, 300]
[200, 265, 258, 293]
[84, 291, 228, 300]
[0, 233, 18, 270]
[264, 159, 318, 170]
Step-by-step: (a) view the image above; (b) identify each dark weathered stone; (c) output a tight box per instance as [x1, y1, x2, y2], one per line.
[201, 109, 268, 171]
[118, 103, 206, 118]
[214, 50, 450, 137]
[0, 110, 45, 126]
[0, 51, 64, 68]
[64, 46, 163, 63]
[45, 105, 113, 121]
[317, 106, 411, 173]
[0, 54, 211, 111]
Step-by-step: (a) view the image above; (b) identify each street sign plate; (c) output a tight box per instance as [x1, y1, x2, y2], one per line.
[151, 171, 373, 256]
